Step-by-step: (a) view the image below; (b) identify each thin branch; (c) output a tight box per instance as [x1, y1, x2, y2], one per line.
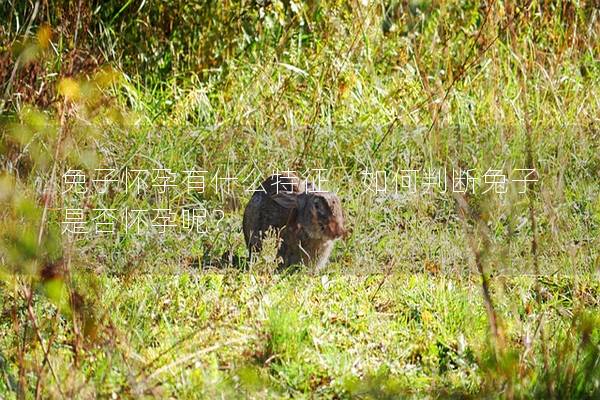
[369, 258, 395, 303]
[22, 285, 66, 399]
[144, 337, 252, 383]
[448, 169, 504, 347]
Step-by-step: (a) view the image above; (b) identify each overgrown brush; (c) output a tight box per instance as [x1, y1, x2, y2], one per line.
[1, 0, 599, 398]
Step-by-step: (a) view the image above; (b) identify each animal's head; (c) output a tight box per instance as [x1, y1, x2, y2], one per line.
[271, 189, 347, 241]
[297, 191, 347, 240]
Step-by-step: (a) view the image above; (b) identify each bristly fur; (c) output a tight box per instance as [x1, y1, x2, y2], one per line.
[242, 173, 346, 270]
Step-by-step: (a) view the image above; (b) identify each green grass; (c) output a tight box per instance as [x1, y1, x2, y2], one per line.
[3, 271, 598, 397]
[1, 0, 600, 398]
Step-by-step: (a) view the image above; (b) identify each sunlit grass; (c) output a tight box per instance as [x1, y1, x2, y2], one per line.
[1, 0, 599, 398]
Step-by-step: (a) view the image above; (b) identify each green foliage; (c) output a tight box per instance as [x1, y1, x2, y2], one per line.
[1, 0, 600, 398]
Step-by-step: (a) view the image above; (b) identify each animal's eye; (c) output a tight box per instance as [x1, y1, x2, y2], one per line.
[313, 197, 324, 210]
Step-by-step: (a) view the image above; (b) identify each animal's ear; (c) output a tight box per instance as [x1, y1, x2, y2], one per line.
[271, 193, 299, 210]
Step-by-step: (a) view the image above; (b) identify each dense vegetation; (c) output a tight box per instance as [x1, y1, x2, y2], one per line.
[1, 0, 599, 398]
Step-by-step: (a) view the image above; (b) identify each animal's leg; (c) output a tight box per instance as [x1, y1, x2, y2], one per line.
[247, 230, 263, 264]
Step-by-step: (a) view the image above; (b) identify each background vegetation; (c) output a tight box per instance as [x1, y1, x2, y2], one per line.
[1, 0, 599, 398]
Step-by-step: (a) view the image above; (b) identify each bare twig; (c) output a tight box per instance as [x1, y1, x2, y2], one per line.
[451, 186, 504, 346]
[22, 285, 66, 399]
[369, 258, 395, 303]
[517, 42, 552, 397]
[144, 337, 252, 383]
[33, 305, 62, 400]
[37, 98, 69, 245]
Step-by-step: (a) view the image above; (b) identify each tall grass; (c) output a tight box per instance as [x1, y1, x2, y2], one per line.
[1, 0, 599, 398]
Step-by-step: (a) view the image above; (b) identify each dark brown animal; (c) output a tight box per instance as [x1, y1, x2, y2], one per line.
[242, 173, 346, 270]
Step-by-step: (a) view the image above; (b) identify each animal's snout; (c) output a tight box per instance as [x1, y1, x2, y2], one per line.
[327, 219, 347, 239]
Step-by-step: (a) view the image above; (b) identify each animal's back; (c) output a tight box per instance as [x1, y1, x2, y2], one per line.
[242, 174, 305, 253]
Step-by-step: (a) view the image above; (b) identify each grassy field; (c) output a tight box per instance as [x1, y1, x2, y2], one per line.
[1, 0, 600, 398]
